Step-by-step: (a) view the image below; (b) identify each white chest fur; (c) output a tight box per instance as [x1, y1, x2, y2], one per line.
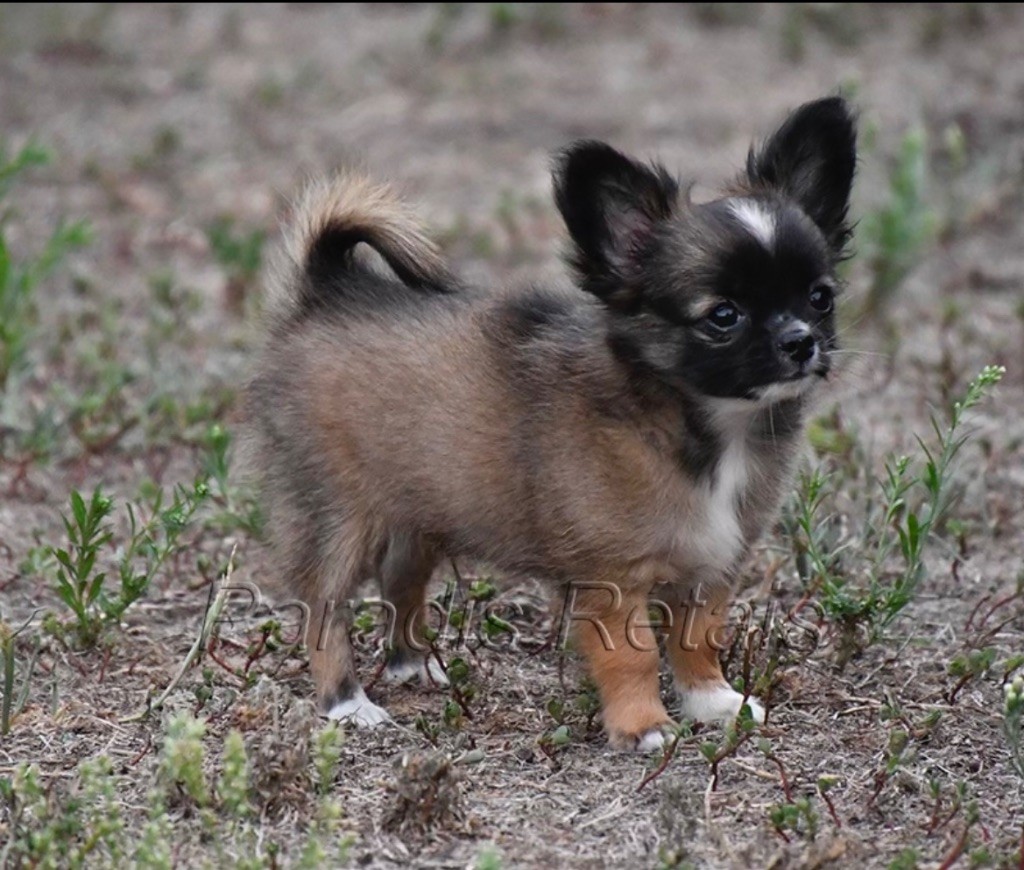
[693, 437, 748, 571]
[666, 417, 753, 577]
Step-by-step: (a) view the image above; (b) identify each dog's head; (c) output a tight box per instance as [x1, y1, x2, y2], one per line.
[553, 97, 856, 403]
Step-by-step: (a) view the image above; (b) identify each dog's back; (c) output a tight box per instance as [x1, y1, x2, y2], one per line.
[250, 179, 669, 582]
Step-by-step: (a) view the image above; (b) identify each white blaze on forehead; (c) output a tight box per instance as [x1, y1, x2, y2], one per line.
[728, 199, 776, 250]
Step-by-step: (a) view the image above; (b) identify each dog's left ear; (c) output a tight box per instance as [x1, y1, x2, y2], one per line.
[745, 97, 857, 253]
[553, 141, 679, 308]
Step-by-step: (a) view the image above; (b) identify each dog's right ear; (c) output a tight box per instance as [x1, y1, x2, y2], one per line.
[553, 141, 679, 308]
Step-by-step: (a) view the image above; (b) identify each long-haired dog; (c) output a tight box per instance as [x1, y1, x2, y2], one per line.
[248, 97, 856, 750]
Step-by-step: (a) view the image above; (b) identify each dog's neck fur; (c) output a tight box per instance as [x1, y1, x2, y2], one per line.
[674, 387, 806, 482]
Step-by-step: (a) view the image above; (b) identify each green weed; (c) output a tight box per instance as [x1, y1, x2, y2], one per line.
[768, 796, 819, 842]
[206, 216, 264, 315]
[788, 365, 1005, 664]
[0, 714, 353, 869]
[52, 489, 115, 646]
[203, 422, 265, 537]
[161, 712, 210, 807]
[696, 705, 760, 791]
[475, 846, 504, 870]
[49, 479, 211, 647]
[0, 140, 91, 393]
[861, 127, 936, 315]
[312, 721, 343, 795]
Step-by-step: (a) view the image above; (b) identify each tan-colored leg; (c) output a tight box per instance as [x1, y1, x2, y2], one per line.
[569, 584, 671, 750]
[307, 595, 391, 726]
[306, 597, 354, 708]
[667, 584, 730, 686]
[667, 583, 764, 724]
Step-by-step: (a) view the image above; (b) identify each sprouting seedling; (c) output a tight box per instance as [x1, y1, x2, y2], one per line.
[52, 489, 114, 646]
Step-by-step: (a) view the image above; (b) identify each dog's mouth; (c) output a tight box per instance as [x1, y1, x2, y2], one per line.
[782, 364, 830, 382]
[747, 363, 830, 402]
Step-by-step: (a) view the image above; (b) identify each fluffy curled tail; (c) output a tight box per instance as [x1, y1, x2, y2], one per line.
[278, 171, 454, 316]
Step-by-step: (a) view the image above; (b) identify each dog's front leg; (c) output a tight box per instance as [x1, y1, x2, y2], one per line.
[666, 581, 765, 725]
[570, 583, 671, 752]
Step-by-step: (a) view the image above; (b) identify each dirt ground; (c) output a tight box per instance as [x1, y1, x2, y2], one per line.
[1, 4, 1023, 868]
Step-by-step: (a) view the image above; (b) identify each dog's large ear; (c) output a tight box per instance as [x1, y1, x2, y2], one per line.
[553, 141, 679, 308]
[744, 97, 857, 253]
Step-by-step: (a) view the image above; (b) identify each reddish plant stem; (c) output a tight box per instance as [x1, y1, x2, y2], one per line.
[937, 824, 970, 870]
[636, 732, 684, 793]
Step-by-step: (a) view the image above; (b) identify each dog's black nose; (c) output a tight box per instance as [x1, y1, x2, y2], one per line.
[778, 326, 816, 364]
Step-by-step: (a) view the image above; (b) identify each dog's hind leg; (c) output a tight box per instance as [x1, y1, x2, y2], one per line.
[305, 520, 392, 727]
[378, 531, 448, 687]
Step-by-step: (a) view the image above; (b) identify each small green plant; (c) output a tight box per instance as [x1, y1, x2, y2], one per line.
[0, 140, 92, 392]
[1, 141, 92, 388]
[203, 423, 264, 536]
[946, 647, 996, 703]
[312, 721, 343, 795]
[441, 655, 475, 728]
[536, 724, 572, 762]
[575, 676, 601, 731]
[62, 352, 140, 454]
[146, 270, 201, 352]
[696, 704, 760, 791]
[206, 216, 264, 314]
[50, 479, 210, 646]
[869, 700, 942, 807]
[790, 365, 1005, 663]
[768, 795, 818, 842]
[116, 479, 210, 625]
[0, 759, 126, 867]
[489, 3, 520, 34]
[475, 846, 504, 870]
[888, 848, 920, 870]
[2, 720, 352, 869]
[52, 489, 115, 646]
[161, 711, 210, 807]
[862, 126, 936, 314]
[634, 720, 695, 792]
[219, 730, 251, 819]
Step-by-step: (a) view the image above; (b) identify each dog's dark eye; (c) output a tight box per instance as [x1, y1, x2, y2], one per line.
[809, 282, 834, 314]
[707, 302, 743, 331]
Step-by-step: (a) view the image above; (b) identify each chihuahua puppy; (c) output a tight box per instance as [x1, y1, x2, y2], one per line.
[248, 97, 856, 750]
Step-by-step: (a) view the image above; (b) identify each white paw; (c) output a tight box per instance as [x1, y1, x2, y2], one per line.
[677, 682, 765, 725]
[383, 656, 450, 688]
[636, 728, 667, 753]
[325, 686, 392, 728]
